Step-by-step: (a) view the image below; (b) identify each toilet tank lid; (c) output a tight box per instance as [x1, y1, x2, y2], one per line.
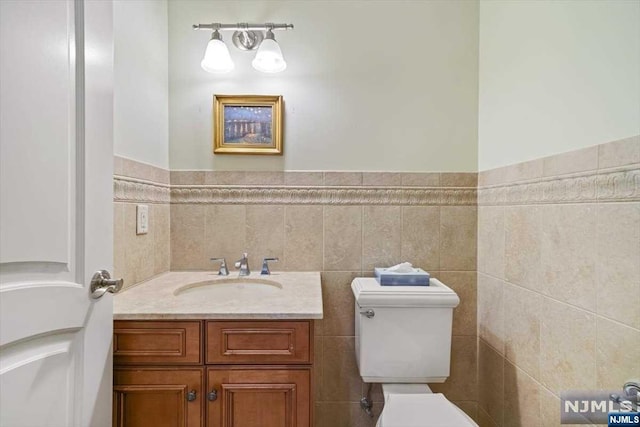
[351, 278, 460, 308]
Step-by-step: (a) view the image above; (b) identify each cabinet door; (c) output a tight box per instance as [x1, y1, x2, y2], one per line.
[206, 367, 311, 427]
[114, 368, 204, 427]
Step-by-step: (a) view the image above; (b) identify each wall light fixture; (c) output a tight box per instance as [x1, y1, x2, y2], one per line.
[193, 23, 294, 74]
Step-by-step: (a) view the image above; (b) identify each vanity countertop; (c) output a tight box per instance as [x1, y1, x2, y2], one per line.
[113, 271, 323, 320]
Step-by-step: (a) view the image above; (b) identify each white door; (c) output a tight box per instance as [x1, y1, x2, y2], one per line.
[0, 0, 115, 426]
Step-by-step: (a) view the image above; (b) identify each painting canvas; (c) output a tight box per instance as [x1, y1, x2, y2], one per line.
[223, 106, 273, 144]
[213, 95, 283, 155]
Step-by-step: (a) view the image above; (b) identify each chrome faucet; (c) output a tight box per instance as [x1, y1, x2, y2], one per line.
[234, 252, 250, 276]
[210, 258, 229, 276]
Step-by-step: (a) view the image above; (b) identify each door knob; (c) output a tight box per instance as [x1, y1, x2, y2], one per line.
[90, 270, 123, 299]
[208, 389, 218, 401]
[186, 390, 197, 402]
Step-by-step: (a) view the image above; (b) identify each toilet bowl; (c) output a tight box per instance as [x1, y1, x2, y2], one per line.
[376, 384, 477, 427]
[351, 277, 476, 426]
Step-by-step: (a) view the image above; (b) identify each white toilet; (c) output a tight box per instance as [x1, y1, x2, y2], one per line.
[351, 277, 478, 427]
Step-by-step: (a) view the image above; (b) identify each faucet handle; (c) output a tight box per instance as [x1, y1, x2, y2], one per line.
[210, 258, 229, 276]
[261, 257, 279, 275]
[235, 252, 249, 268]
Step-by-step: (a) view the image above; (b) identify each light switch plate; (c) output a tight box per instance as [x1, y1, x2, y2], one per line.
[136, 204, 149, 235]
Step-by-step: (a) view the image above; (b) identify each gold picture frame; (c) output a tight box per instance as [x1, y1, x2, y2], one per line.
[213, 95, 283, 155]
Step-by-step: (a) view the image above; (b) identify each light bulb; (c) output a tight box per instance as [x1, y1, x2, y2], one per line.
[201, 30, 234, 73]
[252, 30, 286, 73]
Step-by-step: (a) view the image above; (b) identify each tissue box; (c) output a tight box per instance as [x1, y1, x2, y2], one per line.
[374, 267, 430, 286]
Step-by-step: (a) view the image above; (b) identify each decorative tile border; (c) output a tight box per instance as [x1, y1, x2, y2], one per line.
[170, 185, 476, 206]
[114, 174, 476, 205]
[114, 172, 476, 205]
[114, 176, 171, 204]
[114, 167, 638, 206]
[478, 167, 639, 206]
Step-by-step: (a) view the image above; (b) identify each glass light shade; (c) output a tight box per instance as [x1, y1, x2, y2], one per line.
[251, 37, 286, 73]
[201, 35, 234, 73]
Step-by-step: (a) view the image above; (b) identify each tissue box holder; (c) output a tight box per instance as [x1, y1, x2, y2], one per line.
[374, 267, 430, 286]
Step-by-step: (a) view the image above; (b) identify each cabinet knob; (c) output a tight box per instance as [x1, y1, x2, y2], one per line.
[208, 389, 218, 401]
[186, 390, 197, 402]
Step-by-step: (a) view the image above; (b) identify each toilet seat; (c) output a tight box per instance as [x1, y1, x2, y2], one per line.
[376, 393, 478, 427]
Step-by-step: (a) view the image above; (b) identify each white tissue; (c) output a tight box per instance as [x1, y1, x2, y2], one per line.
[384, 262, 414, 273]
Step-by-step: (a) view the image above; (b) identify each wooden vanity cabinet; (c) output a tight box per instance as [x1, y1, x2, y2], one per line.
[113, 368, 204, 427]
[113, 320, 313, 427]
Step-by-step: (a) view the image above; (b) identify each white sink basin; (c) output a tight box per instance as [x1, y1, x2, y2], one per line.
[174, 278, 283, 298]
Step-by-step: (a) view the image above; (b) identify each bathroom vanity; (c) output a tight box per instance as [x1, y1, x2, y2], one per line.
[112, 272, 323, 427]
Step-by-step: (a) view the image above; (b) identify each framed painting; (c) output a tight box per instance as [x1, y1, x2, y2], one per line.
[213, 95, 283, 155]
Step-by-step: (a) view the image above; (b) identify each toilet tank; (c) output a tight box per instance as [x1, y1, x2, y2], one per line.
[351, 277, 460, 383]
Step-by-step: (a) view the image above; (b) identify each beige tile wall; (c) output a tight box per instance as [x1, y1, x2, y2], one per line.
[476, 136, 640, 427]
[167, 171, 478, 427]
[113, 156, 171, 288]
[114, 137, 639, 427]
